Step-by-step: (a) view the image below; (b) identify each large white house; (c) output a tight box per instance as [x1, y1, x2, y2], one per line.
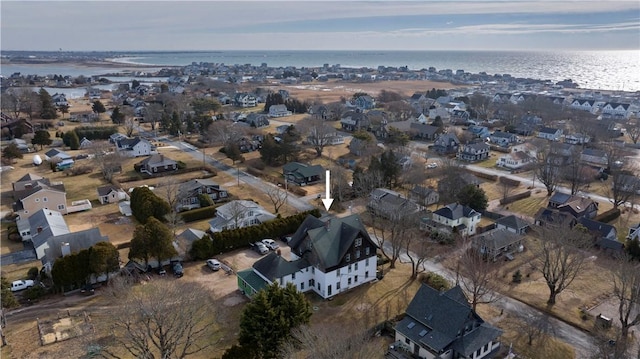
[497, 151, 534, 170]
[115, 137, 153, 157]
[208, 200, 276, 233]
[431, 203, 481, 236]
[237, 214, 378, 299]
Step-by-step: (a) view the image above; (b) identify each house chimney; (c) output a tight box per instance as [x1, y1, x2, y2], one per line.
[325, 219, 331, 230]
[61, 242, 71, 257]
[37, 226, 43, 233]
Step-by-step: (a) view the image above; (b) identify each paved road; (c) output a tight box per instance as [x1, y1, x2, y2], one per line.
[381, 240, 596, 358]
[159, 137, 315, 212]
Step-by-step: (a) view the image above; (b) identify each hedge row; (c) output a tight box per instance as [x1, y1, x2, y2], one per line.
[467, 169, 498, 182]
[246, 166, 307, 196]
[594, 208, 621, 223]
[74, 126, 117, 140]
[499, 190, 531, 205]
[499, 176, 521, 187]
[181, 206, 217, 223]
[489, 145, 511, 153]
[189, 209, 322, 260]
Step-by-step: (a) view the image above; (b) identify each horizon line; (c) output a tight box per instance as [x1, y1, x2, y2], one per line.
[2, 48, 639, 53]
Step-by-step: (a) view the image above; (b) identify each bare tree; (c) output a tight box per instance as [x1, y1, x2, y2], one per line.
[627, 119, 640, 144]
[498, 177, 518, 201]
[280, 320, 379, 359]
[207, 120, 246, 148]
[145, 103, 164, 132]
[95, 279, 217, 359]
[534, 147, 562, 196]
[404, 228, 430, 279]
[159, 179, 183, 237]
[562, 145, 588, 195]
[1, 91, 21, 119]
[608, 170, 639, 208]
[89, 141, 123, 182]
[298, 117, 336, 157]
[468, 92, 493, 121]
[366, 206, 416, 269]
[520, 312, 554, 346]
[456, 250, 501, 310]
[611, 256, 640, 353]
[329, 165, 352, 203]
[533, 225, 590, 304]
[265, 185, 288, 214]
[123, 117, 137, 137]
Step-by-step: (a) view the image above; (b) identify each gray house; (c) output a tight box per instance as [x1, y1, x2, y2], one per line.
[394, 284, 502, 359]
[283, 162, 324, 186]
[409, 185, 440, 207]
[367, 188, 420, 219]
[433, 133, 460, 155]
[472, 228, 523, 261]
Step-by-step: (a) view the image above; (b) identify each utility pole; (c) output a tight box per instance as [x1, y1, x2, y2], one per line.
[237, 162, 240, 187]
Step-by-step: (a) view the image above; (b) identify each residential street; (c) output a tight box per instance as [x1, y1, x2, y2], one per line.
[381, 240, 597, 358]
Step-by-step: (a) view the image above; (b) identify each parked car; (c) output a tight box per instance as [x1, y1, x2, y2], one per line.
[157, 267, 167, 276]
[172, 262, 184, 278]
[261, 239, 279, 250]
[426, 163, 438, 169]
[10, 279, 34, 292]
[251, 242, 269, 255]
[206, 259, 221, 271]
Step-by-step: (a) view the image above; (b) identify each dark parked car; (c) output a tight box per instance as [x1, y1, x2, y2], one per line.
[172, 262, 184, 278]
[250, 242, 269, 255]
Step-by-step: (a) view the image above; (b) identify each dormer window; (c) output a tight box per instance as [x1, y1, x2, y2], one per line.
[355, 238, 362, 247]
[345, 254, 351, 262]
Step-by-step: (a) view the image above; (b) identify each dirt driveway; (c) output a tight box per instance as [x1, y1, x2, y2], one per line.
[180, 238, 292, 306]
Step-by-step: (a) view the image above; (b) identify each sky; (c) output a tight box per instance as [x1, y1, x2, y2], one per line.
[1, 1, 639, 51]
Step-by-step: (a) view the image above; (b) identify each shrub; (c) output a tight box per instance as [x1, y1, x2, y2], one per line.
[23, 285, 46, 301]
[64, 165, 93, 176]
[594, 208, 621, 223]
[467, 169, 498, 181]
[198, 194, 214, 208]
[181, 206, 217, 223]
[7, 224, 21, 242]
[512, 269, 522, 283]
[419, 272, 451, 291]
[27, 267, 40, 280]
[246, 166, 264, 177]
[499, 176, 520, 187]
[500, 191, 531, 205]
[177, 161, 187, 170]
[1, 277, 19, 308]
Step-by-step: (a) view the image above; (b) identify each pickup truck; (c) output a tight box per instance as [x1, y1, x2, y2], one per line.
[11, 279, 34, 292]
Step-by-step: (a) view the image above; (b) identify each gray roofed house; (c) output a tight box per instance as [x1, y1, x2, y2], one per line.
[135, 154, 178, 175]
[97, 185, 129, 204]
[472, 228, 523, 261]
[495, 215, 530, 235]
[409, 185, 439, 207]
[27, 209, 71, 259]
[115, 137, 152, 157]
[433, 133, 460, 155]
[12, 180, 68, 219]
[239, 214, 378, 299]
[175, 228, 207, 258]
[44, 148, 72, 162]
[627, 223, 640, 241]
[208, 200, 276, 233]
[394, 284, 502, 359]
[537, 127, 563, 141]
[431, 203, 481, 236]
[41, 228, 108, 272]
[578, 217, 617, 241]
[458, 142, 490, 162]
[367, 188, 420, 219]
[177, 179, 228, 210]
[283, 162, 324, 186]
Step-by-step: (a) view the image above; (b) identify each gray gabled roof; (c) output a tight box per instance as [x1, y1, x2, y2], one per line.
[495, 215, 530, 231]
[137, 154, 177, 167]
[283, 162, 324, 178]
[29, 209, 70, 249]
[178, 228, 207, 243]
[97, 185, 120, 197]
[473, 228, 521, 251]
[252, 252, 309, 281]
[42, 228, 108, 266]
[539, 127, 560, 134]
[178, 179, 221, 195]
[15, 173, 44, 183]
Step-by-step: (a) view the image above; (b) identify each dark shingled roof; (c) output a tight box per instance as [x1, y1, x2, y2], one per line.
[97, 185, 120, 197]
[434, 203, 478, 221]
[397, 284, 502, 354]
[252, 252, 309, 281]
[288, 214, 375, 272]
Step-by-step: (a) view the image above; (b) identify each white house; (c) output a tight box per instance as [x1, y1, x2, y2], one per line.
[208, 200, 276, 233]
[268, 104, 292, 118]
[394, 284, 502, 359]
[570, 99, 596, 112]
[602, 102, 632, 119]
[237, 214, 378, 299]
[497, 151, 534, 170]
[115, 137, 153, 157]
[565, 133, 590, 145]
[537, 127, 563, 141]
[431, 203, 481, 236]
[628, 223, 640, 241]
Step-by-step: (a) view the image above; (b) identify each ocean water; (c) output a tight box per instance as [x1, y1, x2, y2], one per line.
[3, 50, 639, 92]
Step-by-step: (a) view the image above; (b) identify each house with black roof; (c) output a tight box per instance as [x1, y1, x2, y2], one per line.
[537, 127, 563, 141]
[237, 214, 378, 299]
[283, 162, 324, 186]
[433, 133, 460, 155]
[430, 203, 481, 236]
[135, 154, 178, 175]
[115, 137, 152, 157]
[177, 179, 228, 211]
[394, 284, 502, 359]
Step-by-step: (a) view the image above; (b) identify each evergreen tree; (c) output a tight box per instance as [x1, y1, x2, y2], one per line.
[259, 134, 282, 166]
[225, 143, 244, 164]
[238, 283, 312, 358]
[63, 130, 80, 150]
[39, 88, 58, 119]
[2, 143, 24, 163]
[456, 184, 489, 211]
[129, 218, 177, 266]
[88, 241, 120, 276]
[92, 100, 106, 114]
[32, 130, 52, 150]
[130, 186, 171, 224]
[111, 106, 125, 124]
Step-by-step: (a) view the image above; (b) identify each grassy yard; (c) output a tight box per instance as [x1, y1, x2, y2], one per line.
[475, 154, 499, 169]
[504, 191, 549, 218]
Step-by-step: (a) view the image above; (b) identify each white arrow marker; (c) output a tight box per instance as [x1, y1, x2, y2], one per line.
[321, 170, 334, 211]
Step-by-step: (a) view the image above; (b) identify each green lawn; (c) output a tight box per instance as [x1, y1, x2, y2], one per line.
[504, 193, 549, 218]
